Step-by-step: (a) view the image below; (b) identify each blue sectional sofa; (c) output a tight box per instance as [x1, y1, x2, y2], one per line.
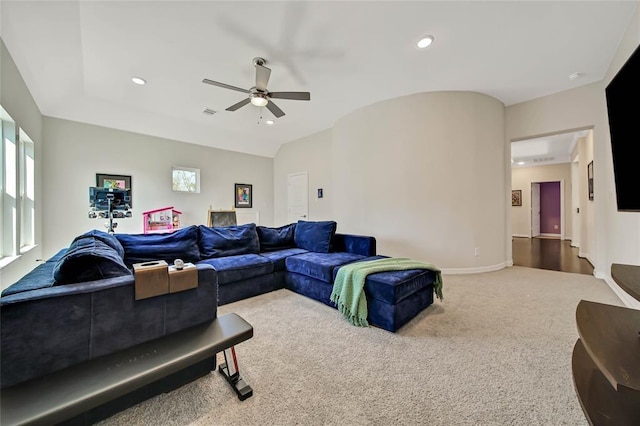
[1, 220, 438, 391]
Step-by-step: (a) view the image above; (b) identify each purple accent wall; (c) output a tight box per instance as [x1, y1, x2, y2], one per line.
[540, 181, 561, 234]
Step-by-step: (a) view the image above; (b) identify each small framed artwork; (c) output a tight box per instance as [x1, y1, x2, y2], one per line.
[587, 161, 594, 201]
[96, 173, 132, 206]
[512, 190, 522, 206]
[234, 183, 253, 208]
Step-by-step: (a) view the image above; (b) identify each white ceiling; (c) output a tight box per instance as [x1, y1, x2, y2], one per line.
[511, 129, 589, 168]
[1, 1, 637, 158]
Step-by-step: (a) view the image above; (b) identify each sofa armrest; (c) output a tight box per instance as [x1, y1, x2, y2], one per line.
[331, 233, 376, 257]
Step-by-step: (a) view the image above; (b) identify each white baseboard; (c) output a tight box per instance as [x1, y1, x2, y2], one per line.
[442, 262, 507, 275]
[512, 234, 529, 238]
[602, 274, 640, 309]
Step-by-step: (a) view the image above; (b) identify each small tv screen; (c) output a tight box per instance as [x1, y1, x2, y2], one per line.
[605, 45, 640, 211]
[89, 187, 131, 211]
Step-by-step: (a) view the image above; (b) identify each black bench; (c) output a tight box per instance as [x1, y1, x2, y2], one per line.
[0, 313, 253, 426]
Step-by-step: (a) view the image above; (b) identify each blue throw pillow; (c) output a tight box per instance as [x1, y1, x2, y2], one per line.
[53, 236, 132, 284]
[294, 220, 337, 253]
[198, 223, 260, 259]
[115, 225, 200, 266]
[256, 223, 296, 252]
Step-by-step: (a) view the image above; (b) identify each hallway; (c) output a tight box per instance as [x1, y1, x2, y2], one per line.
[512, 237, 594, 275]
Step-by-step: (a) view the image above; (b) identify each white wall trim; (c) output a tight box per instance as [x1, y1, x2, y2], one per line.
[441, 262, 507, 275]
[602, 274, 640, 309]
[512, 234, 529, 238]
[539, 233, 561, 238]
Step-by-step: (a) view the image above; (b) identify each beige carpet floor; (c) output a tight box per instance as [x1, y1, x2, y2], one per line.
[98, 266, 623, 425]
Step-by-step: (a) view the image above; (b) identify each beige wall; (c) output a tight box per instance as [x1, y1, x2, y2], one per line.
[274, 129, 333, 225]
[511, 163, 573, 239]
[275, 91, 507, 273]
[41, 117, 274, 260]
[0, 40, 44, 289]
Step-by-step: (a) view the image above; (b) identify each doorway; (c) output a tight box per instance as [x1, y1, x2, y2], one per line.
[531, 181, 562, 239]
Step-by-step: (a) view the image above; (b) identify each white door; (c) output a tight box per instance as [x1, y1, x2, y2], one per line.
[531, 182, 541, 237]
[288, 172, 308, 223]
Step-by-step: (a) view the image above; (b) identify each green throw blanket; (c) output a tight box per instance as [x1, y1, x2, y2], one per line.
[330, 258, 443, 327]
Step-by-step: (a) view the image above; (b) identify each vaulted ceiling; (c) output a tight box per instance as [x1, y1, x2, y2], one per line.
[1, 1, 637, 157]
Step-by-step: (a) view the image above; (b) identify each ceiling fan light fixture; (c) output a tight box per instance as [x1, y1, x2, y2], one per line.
[250, 94, 268, 107]
[417, 35, 434, 49]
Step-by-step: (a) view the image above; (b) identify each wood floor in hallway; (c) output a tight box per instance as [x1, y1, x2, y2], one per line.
[512, 237, 594, 275]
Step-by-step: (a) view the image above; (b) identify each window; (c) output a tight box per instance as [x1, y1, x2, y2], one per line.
[1, 105, 36, 262]
[172, 166, 200, 193]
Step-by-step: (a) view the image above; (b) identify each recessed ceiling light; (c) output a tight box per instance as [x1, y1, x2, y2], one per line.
[517, 161, 525, 165]
[131, 76, 146, 85]
[417, 35, 434, 49]
[265, 120, 274, 125]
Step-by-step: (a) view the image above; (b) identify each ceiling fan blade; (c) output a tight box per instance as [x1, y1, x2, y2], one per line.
[226, 97, 251, 111]
[255, 64, 271, 92]
[266, 100, 285, 118]
[269, 91, 311, 101]
[202, 79, 251, 94]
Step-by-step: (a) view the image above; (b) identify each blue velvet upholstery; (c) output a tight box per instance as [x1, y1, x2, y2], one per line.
[198, 223, 260, 259]
[331, 233, 377, 257]
[199, 253, 273, 285]
[285, 251, 366, 283]
[217, 274, 276, 306]
[74, 229, 125, 258]
[53, 235, 131, 284]
[256, 223, 296, 252]
[1, 261, 57, 296]
[0, 264, 217, 388]
[364, 269, 438, 306]
[115, 225, 200, 266]
[259, 247, 308, 271]
[294, 220, 337, 253]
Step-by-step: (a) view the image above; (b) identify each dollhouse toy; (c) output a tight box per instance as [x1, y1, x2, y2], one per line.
[143, 207, 182, 234]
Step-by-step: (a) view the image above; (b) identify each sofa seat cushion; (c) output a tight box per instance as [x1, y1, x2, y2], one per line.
[259, 248, 308, 271]
[198, 254, 273, 285]
[285, 252, 366, 283]
[198, 223, 260, 259]
[115, 225, 200, 267]
[1, 262, 57, 296]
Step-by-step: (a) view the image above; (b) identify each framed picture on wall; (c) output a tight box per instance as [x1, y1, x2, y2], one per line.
[512, 190, 522, 206]
[587, 161, 594, 201]
[234, 183, 252, 208]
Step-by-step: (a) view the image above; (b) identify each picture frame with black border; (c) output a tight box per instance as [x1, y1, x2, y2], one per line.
[234, 183, 252, 208]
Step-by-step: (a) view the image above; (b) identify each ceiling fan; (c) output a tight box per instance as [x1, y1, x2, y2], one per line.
[202, 57, 310, 118]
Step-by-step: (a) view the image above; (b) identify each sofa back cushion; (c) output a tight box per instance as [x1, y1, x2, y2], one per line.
[198, 223, 260, 259]
[53, 235, 131, 284]
[115, 225, 200, 266]
[294, 220, 337, 253]
[256, 223, 296, 252]
[77, 229, 125, 258]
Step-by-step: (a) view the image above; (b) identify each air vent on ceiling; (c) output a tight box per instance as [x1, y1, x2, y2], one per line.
[202, 109, 216, 115]
[533, 157, 554, 163]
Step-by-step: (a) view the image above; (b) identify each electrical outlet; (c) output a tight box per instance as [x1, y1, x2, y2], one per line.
[475, 248, 480, 257]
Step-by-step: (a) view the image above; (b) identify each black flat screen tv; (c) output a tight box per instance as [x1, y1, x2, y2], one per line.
[605, 44, 640, 212]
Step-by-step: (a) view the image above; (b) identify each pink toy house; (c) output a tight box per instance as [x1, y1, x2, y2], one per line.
[142, 207, 182, 234]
